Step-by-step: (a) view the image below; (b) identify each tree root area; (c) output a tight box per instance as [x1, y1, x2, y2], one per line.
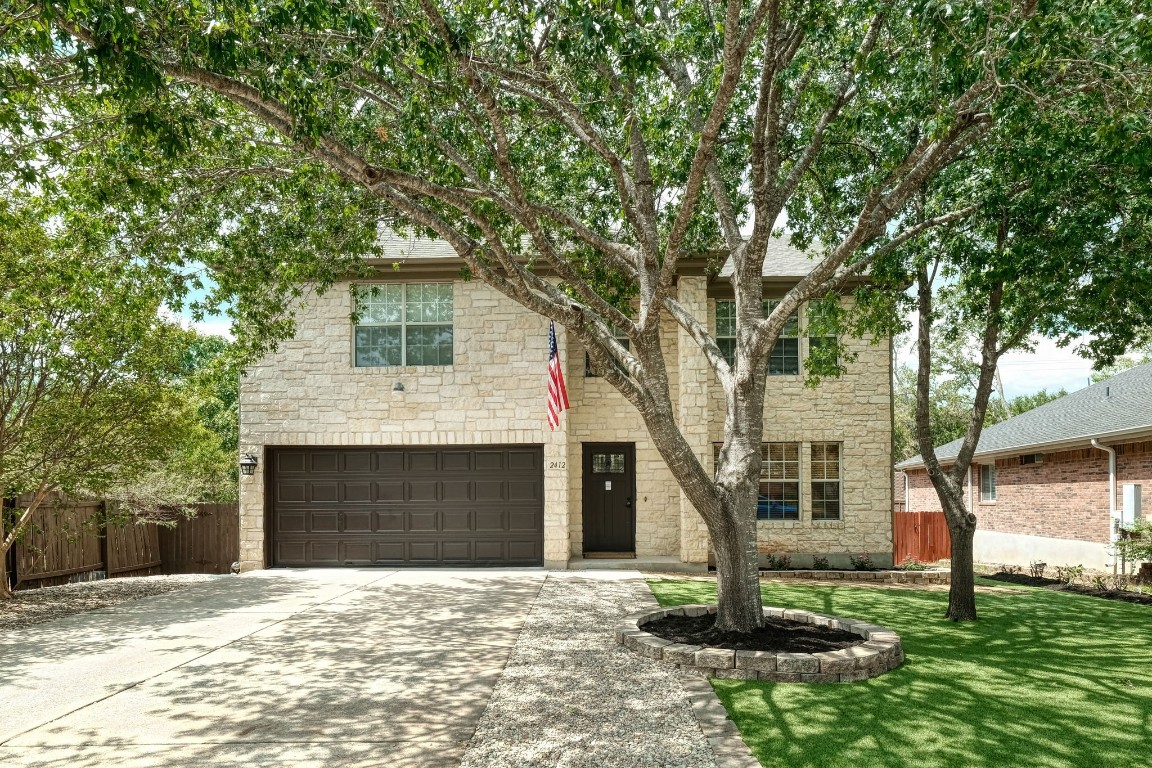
[643, 613, 865, 653]
[985, 572, 1152, 605]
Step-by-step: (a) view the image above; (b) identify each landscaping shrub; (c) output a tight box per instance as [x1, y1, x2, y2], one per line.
[811, 555, 831, 570]
[849, 552, 876, 571]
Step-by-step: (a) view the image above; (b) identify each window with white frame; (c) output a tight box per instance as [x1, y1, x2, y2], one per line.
[585, 328, 631, 377]
[354, 283, 453, 367]
[715, 442, 801, 520]
[715, 300, 799, 374]
[810, 442, 842, 520]
[979, 464, 997, 502]
[806, 299, 840, 371]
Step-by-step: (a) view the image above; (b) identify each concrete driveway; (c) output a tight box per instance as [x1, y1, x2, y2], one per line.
[0, 569, 546, 768]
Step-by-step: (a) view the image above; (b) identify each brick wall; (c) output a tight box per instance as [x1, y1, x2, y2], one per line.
[903, 441, 1152, 545]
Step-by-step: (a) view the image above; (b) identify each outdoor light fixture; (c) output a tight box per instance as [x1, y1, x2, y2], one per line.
[239, 453, 259, 476]
[393, 381, 405, 392]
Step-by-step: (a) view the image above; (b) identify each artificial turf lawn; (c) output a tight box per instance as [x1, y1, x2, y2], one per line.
[648, 578, 1152, 768]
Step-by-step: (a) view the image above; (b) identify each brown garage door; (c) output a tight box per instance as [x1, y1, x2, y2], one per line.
[270, 446, 544, 567]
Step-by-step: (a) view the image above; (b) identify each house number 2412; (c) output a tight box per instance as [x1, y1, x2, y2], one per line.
[548, 461, 566, 469]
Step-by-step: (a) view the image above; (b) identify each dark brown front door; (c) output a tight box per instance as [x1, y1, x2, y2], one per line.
[582, 443, 635, 554]
[269, 446, 544, 567]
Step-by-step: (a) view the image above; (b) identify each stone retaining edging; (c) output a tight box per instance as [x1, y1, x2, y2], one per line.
[616, 604, 904, 683]
[761, 569, 950, 584]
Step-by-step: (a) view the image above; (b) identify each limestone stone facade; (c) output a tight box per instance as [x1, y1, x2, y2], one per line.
[238, 267, 894, 571]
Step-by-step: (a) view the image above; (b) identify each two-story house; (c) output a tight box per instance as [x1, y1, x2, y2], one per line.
[237, 233, 894, 572]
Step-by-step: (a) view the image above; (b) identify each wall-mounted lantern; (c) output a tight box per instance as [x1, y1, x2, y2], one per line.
[239, 453, 259, 477]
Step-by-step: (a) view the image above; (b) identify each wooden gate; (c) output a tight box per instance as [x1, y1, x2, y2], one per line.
[894, 511, 952, 564]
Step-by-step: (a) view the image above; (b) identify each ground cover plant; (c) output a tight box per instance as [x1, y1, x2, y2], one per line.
[649, 578, 1152, 768]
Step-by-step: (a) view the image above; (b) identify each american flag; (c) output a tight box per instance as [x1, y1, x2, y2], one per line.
[547, 320, 570, 430]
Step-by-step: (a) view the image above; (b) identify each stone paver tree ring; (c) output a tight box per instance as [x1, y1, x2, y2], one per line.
[617, 605, 904, 683]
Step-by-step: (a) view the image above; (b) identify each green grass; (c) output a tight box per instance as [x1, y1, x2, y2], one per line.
[648, 577, 1152, 768]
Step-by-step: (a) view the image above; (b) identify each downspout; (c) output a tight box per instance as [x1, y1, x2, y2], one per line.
[966, 465, 973, 515]
[1091, 438, 1117, 572]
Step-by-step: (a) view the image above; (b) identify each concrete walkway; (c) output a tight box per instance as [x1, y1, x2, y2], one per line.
[0, 569, 545, 767]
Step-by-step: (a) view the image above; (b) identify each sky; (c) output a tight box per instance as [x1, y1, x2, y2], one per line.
[893, 333, 1101, 399]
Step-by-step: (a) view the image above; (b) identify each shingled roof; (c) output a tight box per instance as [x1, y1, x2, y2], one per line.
[897, 362, 1152, 469]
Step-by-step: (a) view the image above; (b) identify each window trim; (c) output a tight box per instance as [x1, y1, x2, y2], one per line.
[353, 282, 454, 368]
[810, 442, 843, 521]
[713, 442, 802, 521]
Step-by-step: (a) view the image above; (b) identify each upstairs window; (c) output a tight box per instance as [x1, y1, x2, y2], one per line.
[716, 300, 799, 374]
[354, 283, 453, 367]
[585, 328, 631, 377]
[806, 299, 841, 371]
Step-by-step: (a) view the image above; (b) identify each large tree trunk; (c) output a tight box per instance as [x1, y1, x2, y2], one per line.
[945, 515, 978, 621]
[711, 485, 764, 632]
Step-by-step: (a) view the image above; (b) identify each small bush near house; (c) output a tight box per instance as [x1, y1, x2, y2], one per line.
[1030, 561, 1048, 579]
[897, 556, 928, 571]
[1055, 564, 1085, 584]
[849, 552, 876, 571]
[1000, 564, 1022, 575]
[1113, 518, 1152, 563]
[811, 556, 831, 570]
[763, 553, 793, 570]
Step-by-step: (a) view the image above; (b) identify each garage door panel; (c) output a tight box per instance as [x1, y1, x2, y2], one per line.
[474, 540, 504, 561]
[408, 452, 438, 472]
[409, 511, 439, 531]
[509, 510, 542, 532]
[311, 482, 339, 502]
[377, 511, 405, 531]
[376, 541, 405, 561]
[508, 481, 541, 501]
[342, 541, 373, 563]
[377, 452, 404, 472]
[311, 511, 340, 533]
[408, 481, 438, 501]
[343, 511, 374, 533]
[475, 510, 505, 531]
[443, 510, 472, 532]
[442, 480, 472, 501]
[311, 453, 339, 473]
[344, 482, 373, 502]
[271, 446, 543, 567]
[343, 452, 373, 473]
[309, 541, 340, 564]
[442, 451, 471, 471]
[378, 481, 404, 501]
[277, 482, 307, 503]
[475, 481, 505, 501]
[277, 453, 307, 473]
[277, 513, 307, 533]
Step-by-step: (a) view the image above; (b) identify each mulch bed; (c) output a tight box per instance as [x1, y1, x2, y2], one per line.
[642, 613, 865, 653]
[984, 572, 1152, 606]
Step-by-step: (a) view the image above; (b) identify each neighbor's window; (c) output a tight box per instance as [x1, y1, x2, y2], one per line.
[715, 300, 799, 374]
[810, 443, 842, 520]
[354, 283, 453, 367]
[979, 464, 997, 502]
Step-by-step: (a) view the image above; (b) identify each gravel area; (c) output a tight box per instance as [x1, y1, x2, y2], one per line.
[459, 574, 718, 768]
[0, 574, 221, 631]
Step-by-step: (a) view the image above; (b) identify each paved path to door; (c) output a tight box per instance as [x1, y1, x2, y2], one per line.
[0, 569, 545, 767]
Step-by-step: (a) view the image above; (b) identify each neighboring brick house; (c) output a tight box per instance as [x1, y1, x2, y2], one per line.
[237, 233, 894, 572]
[898, 364, 1152, 570]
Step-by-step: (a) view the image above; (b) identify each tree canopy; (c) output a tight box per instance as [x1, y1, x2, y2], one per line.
[3, 1, 1150, 628]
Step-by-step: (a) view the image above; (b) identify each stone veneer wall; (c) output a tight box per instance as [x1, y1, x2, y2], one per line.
[239, 274, 895, 570]
[705, 297, 894, 567]
[238, 279, 572, 570]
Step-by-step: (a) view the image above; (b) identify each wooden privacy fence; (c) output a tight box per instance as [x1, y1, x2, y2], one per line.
[158, 503, 239, 575]
[894, 511, 952, 564]
[8, 498, 239, 588]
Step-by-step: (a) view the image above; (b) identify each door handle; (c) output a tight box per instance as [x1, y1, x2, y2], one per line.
[625, 497, 632, 508]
